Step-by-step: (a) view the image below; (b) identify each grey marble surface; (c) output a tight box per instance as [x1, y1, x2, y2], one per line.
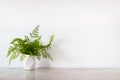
[0, 68, 120, 80]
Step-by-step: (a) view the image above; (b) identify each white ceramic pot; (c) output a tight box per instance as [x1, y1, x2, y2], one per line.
[24, 55, 36, 71]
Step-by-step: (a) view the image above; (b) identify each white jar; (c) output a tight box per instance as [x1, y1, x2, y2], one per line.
[24, 55, 36, 71]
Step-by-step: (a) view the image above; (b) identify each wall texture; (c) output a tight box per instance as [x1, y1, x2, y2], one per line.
[0, 0, 120, 68]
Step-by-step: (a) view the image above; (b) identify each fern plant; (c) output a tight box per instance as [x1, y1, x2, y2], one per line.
[7, 25, 54, 65]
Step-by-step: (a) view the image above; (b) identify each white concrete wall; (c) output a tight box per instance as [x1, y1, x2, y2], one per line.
[0, 0, 120, 68]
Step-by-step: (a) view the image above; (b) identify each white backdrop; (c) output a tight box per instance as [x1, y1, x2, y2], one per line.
[0, 0, 120, 68]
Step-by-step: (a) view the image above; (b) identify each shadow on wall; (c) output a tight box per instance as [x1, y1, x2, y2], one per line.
[37, 39, 67, 68]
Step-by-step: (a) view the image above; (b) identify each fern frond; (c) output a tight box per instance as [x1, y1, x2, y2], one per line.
[47, 53, 53, 61]
[7, 46, 15, 57]
[9, 53, 19, 65]
[31, 25, 40, 38]
[11, 38, 23, 44]
[20, 54, 26, 62]
[49, 35, 54, 45]
[39, 35, 54, 49]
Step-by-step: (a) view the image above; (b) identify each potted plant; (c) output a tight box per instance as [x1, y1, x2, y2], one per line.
[7, 25, 54, 70]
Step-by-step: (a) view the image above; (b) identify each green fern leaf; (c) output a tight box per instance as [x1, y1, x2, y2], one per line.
[20, 54, 26, 62]
[31, 25, 40, 38]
